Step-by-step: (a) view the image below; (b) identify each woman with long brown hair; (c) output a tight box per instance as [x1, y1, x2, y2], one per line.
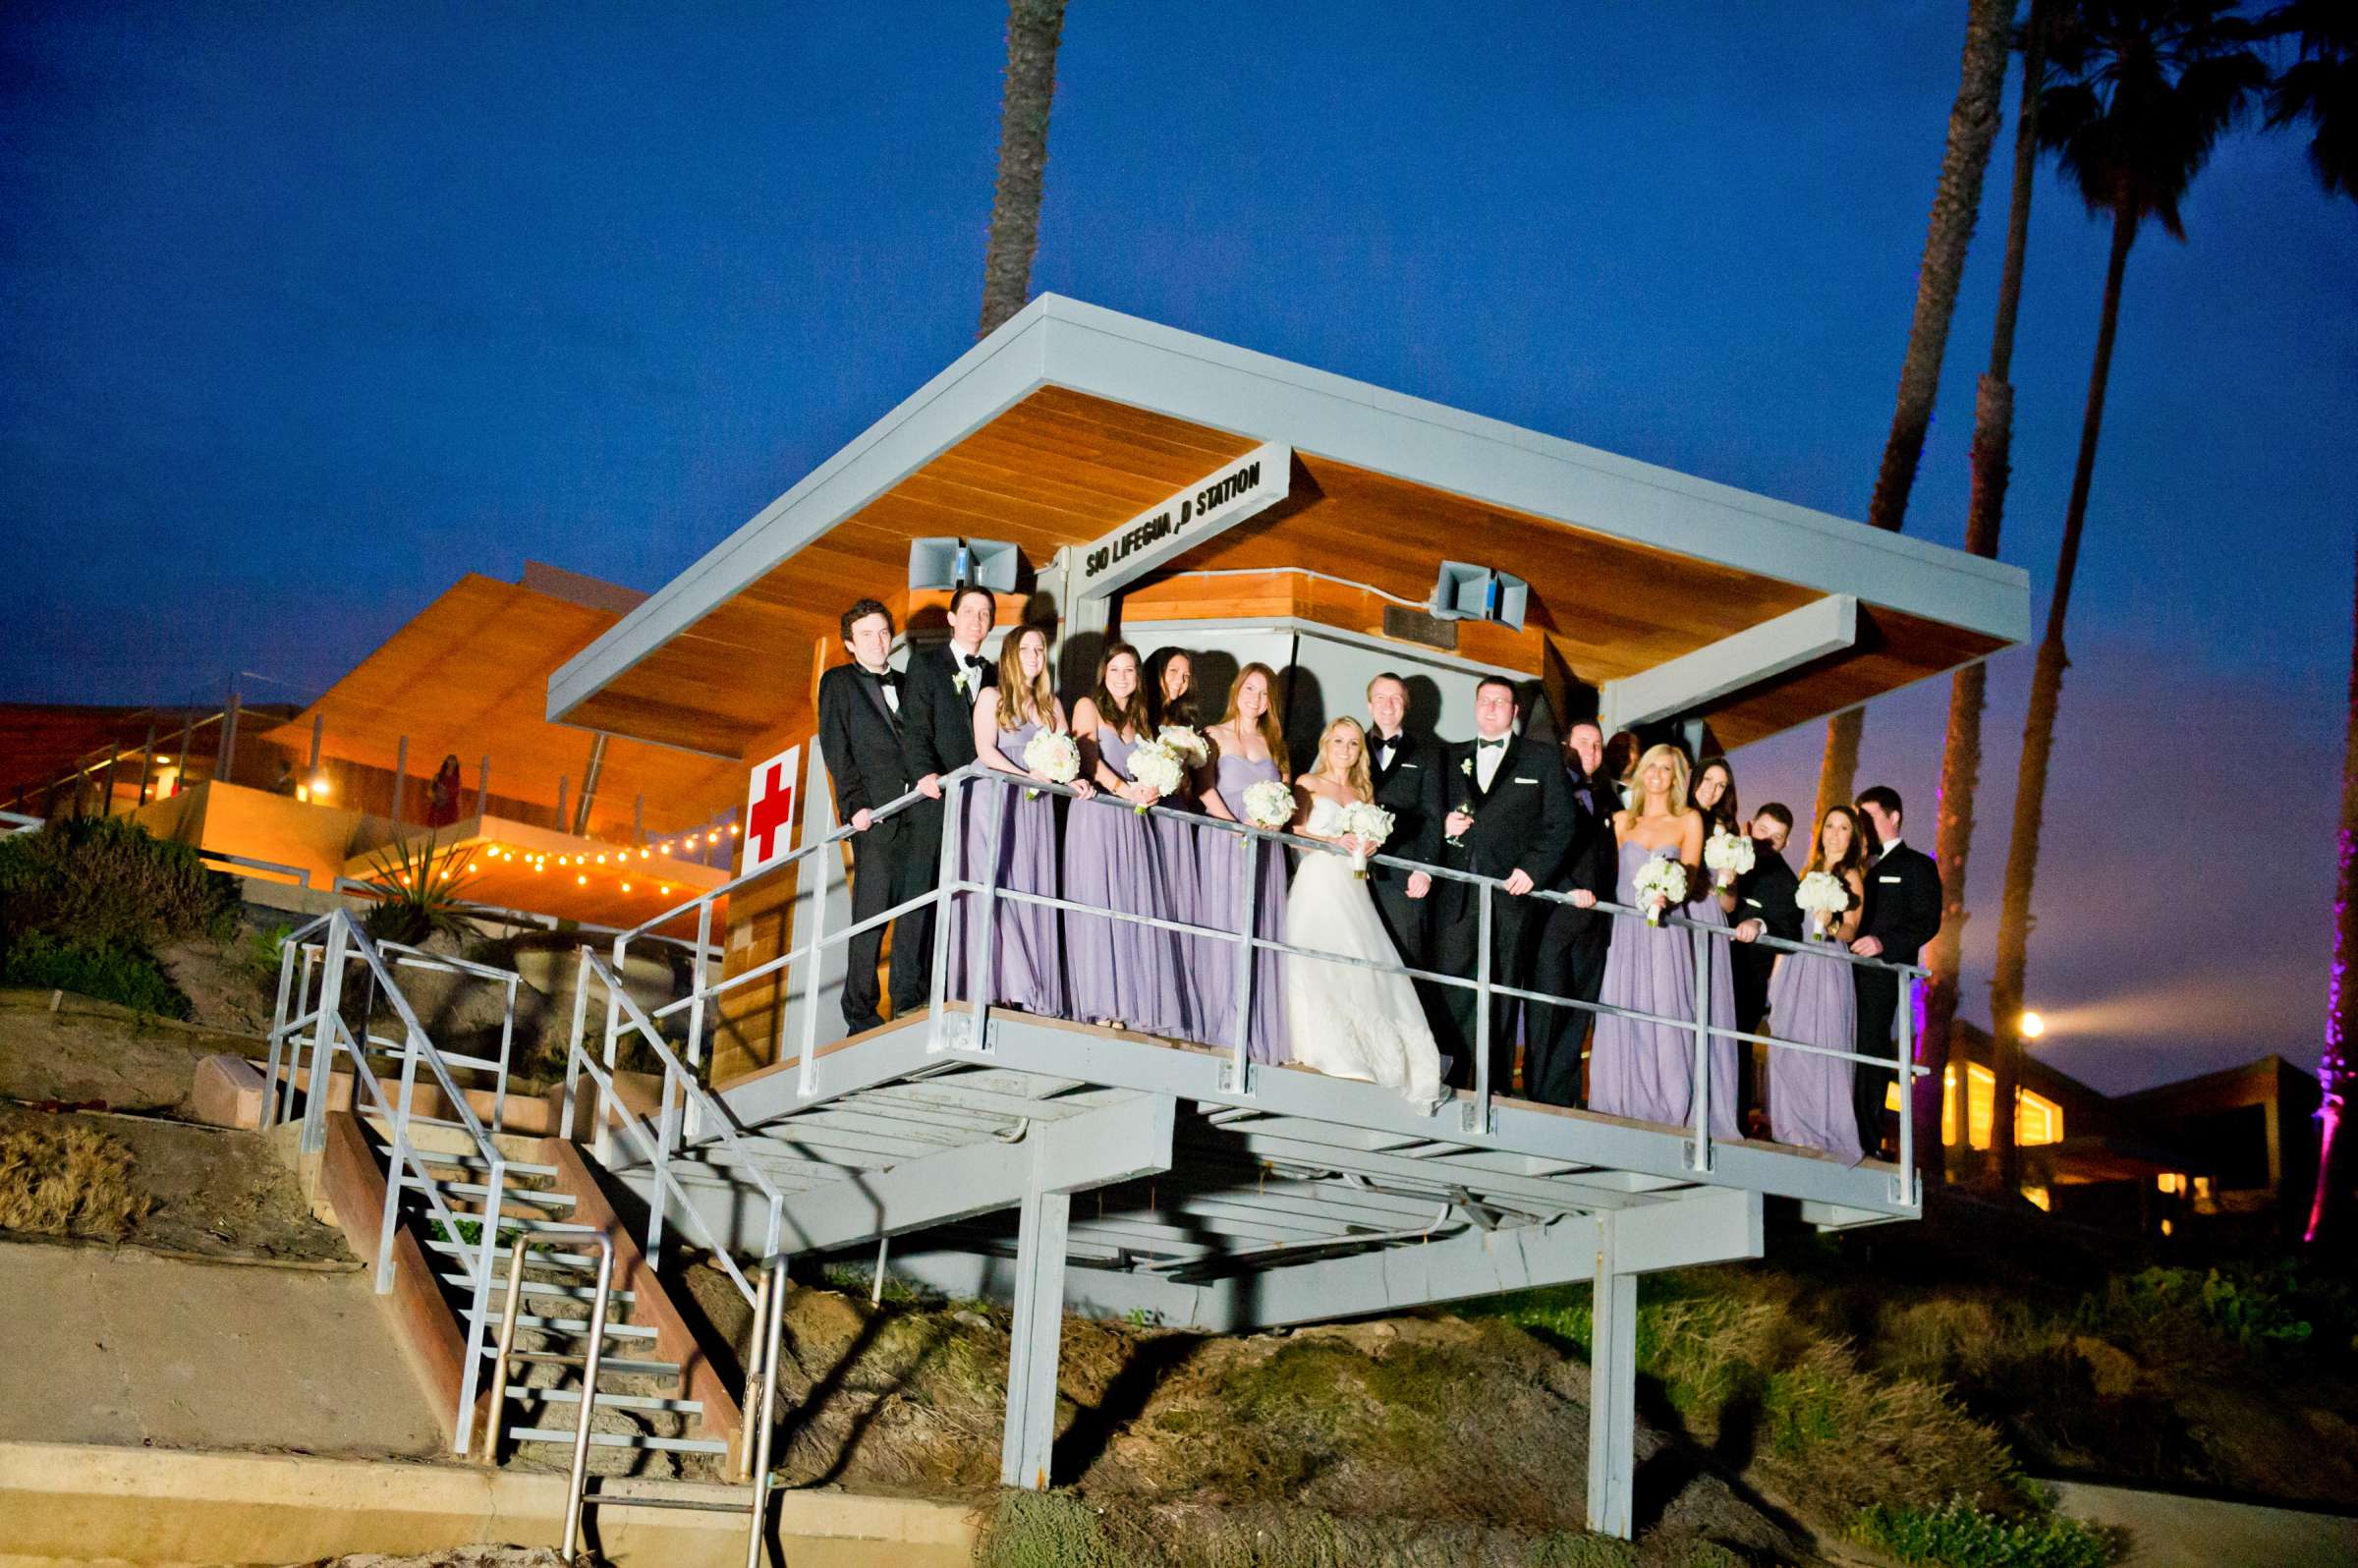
[1194, 662, 1290, 1062]
[1578, 744, 1738, 1136]
[1064, 642, 1186, 1034]
[1765, 805, 1868, 1163]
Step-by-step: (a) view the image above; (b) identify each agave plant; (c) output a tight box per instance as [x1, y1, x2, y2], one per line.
[361, 838, 482, 947]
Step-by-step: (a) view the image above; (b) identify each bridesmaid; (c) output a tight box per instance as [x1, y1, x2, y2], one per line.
[947, 624, 1092, 1017]
[1682, 756, 1744, 1127]
[1579, 744, 1738, 1139]
[1064, 643, 1187, 1036]
[1767, 805, 1868, 1163]
[1197, 663, 1292, 1064]
[1145, 648, 1209, 1034]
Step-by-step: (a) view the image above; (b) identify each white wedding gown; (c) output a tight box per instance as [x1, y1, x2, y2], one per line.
[1283, 797, 1444, 1107]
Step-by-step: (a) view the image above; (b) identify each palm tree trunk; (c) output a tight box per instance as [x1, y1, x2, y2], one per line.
[977, 0, 1069, 339]
[1992, 196, 2136, 1192]
[2304, 540, 2358, 1243]
[1812, 0, 2014, 825]
[1919, 0, 2050, 1185]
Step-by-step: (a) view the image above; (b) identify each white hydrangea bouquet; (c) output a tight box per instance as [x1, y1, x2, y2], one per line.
[1242, 778, 1297, 831]
[1335, 800, 1395, 877]
[1633, 854, 1688, 925]
[1703, 828, 1755, 890]
[1021, 729, 1081, 800]
[1125, 738, 1186, 812]
[1157, 725, 1210, 766]
[1796, 870, 1850, 939]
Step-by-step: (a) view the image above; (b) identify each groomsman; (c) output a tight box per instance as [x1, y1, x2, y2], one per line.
[1728, 802, 1800, 1130]
[1432, 678, 1575, 1092]
[1527, 720, 1616, 1107]
[1850, 785, 1942, 1156]
[815, 598, 926, 1035]
[899, 586, 998, 986]
[1363, 673, 1443, 970]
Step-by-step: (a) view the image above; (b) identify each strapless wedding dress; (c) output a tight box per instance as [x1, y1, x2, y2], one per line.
[1282, 797, 1444, 1108]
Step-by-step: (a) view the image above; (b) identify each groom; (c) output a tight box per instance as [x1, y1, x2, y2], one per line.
[814, 598, 926, 1035]
[1432, 678, 1575, 1092]
[1850, 785, 1941, 1157]
[899, 585, 998, 987]
[1364, 673, 1442, 971]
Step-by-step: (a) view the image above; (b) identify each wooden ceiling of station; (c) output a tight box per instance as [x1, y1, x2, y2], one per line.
[261, 574, 745, 826]
[560, 387, 2002, 757]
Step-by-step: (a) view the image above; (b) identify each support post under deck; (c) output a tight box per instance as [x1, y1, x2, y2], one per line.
[1000, 1181, 1072, 1490]
[1586, 1212, 1638, 1540]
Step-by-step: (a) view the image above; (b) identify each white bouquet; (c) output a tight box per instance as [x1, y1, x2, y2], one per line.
[1796, 870, 1850, 939]
[1125, 738, 1186, 812]
[1703, 828, 1756, 889]
[1157, 725, 1210, 765]
[1633, 854, 1688, 925]
[1335, 800, 1396, 877]
[1242, 778, 1297, 831]
[1021, 729, 1081, 799]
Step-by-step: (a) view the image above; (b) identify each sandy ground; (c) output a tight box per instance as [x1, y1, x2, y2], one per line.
[0, 1239, 444, 1457]
[0, 989, 263, 1117]
[2054, 1481, 2358, 1567]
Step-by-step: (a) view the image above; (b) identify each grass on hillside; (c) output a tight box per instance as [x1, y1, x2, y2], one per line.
[0, 1121, 150, 1240]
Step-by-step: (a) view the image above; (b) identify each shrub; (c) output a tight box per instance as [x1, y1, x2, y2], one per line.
[0, 815, 235, 950]
[360, 839, 482, 947]
[0, 931, 193, 1018]
[977, 1490, 1121, 1568]
[0, 1121, 151, 1240]
[1853, 1497, 2117, 1568]
[2086, 1262, 2353, 1360]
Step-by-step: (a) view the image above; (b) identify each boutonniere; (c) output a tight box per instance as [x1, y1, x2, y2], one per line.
[1459, 756, 1474, 777]
[952, 670, 971, 696]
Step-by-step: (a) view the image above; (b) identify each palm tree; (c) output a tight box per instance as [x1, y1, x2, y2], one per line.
[1989, 0, 2268, 1187]
[977, 0, 1071, 338]
[1920, 0, 2066, 1184]
[1811, 0, 2017, 829]
[2263, 0, 2357, 1243]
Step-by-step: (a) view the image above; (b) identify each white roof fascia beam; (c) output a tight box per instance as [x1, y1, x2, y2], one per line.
[1599, 594, 1858, 735]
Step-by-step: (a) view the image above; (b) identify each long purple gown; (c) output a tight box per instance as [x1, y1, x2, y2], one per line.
[1198, 750, 1290, 1064]
[1149, 776, 1207, 1039]
[1063, 725, 1188, 1036]
[945, 719, 1064, 1018]
[1587, 840, 1740, 1140]
[1767, 935, 1865, 1164]
[1688, 876, 1744, 1140]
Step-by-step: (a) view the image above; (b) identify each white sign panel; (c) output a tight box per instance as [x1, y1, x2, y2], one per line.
[1075, 442, 1291, 598]
[741, 743, 802, 877]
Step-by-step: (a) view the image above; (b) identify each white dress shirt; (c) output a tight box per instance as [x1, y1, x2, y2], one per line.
[1474, 734, 1510, 791]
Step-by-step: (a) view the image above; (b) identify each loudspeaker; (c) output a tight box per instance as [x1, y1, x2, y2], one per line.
[908, 537, 1023, 594]
[1430, 561, 1528, 632]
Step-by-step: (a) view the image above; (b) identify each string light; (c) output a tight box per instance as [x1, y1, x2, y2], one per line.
[576, 874, 588, 886]
[620, 881, 632, 892]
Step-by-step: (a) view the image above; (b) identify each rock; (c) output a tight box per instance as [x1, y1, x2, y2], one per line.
[191, 1053, 266, 1130]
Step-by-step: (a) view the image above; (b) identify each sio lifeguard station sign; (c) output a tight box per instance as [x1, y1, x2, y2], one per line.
[1075, 441, 1290, 598]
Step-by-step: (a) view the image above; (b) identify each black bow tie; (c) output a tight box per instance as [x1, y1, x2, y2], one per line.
[862, 667, 900, 688]
[961, 653, 987, 670]
[1478, 737, 1507, 752]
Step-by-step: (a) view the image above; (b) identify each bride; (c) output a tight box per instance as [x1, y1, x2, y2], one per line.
[1283, 717, 1444, 1107]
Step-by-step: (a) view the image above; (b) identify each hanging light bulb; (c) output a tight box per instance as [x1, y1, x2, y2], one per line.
[576, 874, 588, 886]
[621, 881, 632, 893]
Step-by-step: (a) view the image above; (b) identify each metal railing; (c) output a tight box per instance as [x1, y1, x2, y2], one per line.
[584, 758, 1932, 1276]
[259, 908, 516, 1453]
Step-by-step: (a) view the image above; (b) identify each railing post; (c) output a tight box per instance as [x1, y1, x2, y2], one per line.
[685, 899, 714, 1140]
[555, 772, 569, 831]
[1895, 970, 1918, 1205]
[561, 945, 594, 1141]
[1689, 924, 1713, 1173]
[285, 944, 318, 1128]
[648, 1059, 678, 1257]
[1469, 880, 1493, 1133]
[262, 928, 301, 1131]
[797, 834, 831, 1097]
[309, 714, 324, 772]
[560, 1238, 616, 1555]
[453, 1152, 504, 1455]
[376, 1030, 421, 1292]
[136, 717, 157, 808]
[390, 734, 408, 823]
[491, 974, 517, 1137]
[1227, 824, 1257, 1093]
[218, 681, 241, 786]
[600, 933, 628, 1156]
[302, 917, 351, 1153]
[742, 1254, 787, 1568]
[927, 771, 963, 1049]
[477, 754, 490, 815]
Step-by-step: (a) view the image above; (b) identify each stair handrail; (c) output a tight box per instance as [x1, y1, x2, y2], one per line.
[563, 947, 785, 1308]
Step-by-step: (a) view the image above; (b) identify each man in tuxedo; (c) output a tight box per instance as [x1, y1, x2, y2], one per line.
[897, 585, 997, 988]
[1432, 678, 1575, 1092]
[1527, 719, 1616, 1107]
[1363, 673, 1441, 971]
[1728, 802, 1800, 1130]
[1850, 785, 1942, 1156]
[814, 598, 926, 1035]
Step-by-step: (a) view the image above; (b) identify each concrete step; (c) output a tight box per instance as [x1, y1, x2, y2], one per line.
[486, 1348, 680, 1377]
[504, 1387, 704, 1417]
[506, 1428, 729, 1455]
[426, 1182, 576, 1209]
[438, 1271, 636, 1305]
[502, 1314, 658, 1341]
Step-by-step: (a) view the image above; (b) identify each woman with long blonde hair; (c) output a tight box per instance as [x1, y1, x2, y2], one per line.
[1280, 715, 1441, 1105]
[949, 623, 1092, 1018]
[1764, 805, 1868, 1163]
[1193, 662, 1290, 1062]
[1063, 643, 1186, 1034]
[1576, 743, 1738, 1136]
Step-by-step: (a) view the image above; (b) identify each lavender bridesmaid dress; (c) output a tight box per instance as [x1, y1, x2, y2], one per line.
[1687, 879, 1745, 1142]
[1767, 937, 1865, 1164]
[1587, 840, 1739, 1139]
[1149, 773, 1207, 1038]
[945, 719, 1064, 1018]
[1198, 750, 1291, 1064]
[1063, 726, 1187, 1036]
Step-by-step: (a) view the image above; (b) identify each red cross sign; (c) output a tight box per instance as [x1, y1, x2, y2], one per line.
[742, 745, 801, 876]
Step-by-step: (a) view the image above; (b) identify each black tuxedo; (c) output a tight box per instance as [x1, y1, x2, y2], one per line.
[816, 661, 926, 1034]
[1527, 760, 1617, 1107]
[1851, 840, 1942, 1151]
[895, 643, 994, 998]
[1431, 733, 1576, 1091]
[1728, 847, 1801, 1036]
[1365, 726, 1446, 969]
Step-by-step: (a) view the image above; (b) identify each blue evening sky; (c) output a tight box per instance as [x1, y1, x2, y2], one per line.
[4, 2, 2352, 1090]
